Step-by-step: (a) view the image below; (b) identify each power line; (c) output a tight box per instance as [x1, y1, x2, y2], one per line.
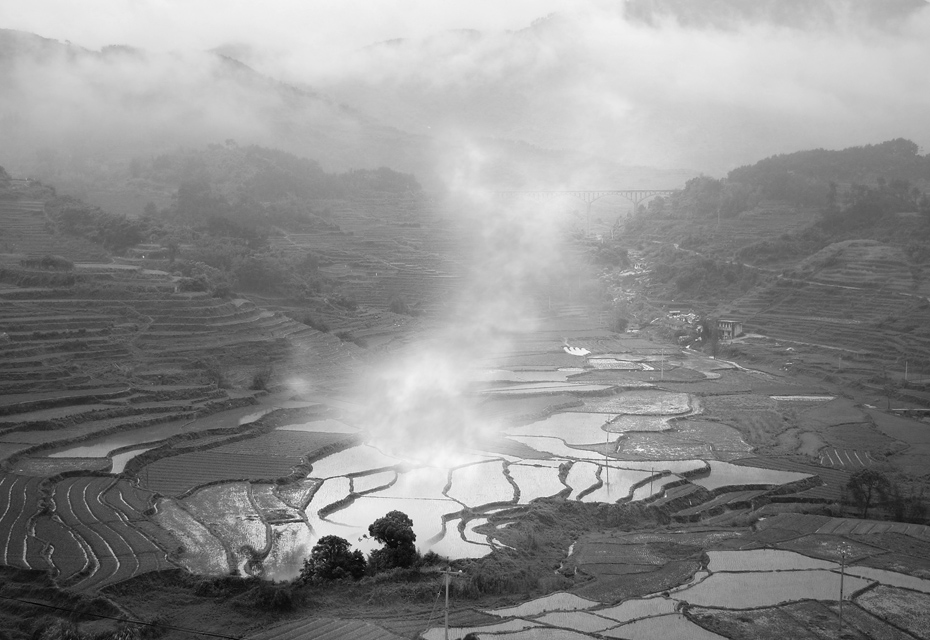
[0, 593, 243, 639]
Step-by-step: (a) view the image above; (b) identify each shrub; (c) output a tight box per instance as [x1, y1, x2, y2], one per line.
[246, 582, 296, 611]
[335, 331, 367, 348]
[20, 254, 74, 271]
[295, 313, 329, 333]
[368, 511, 418, 571]
[250, 366, 273, 391]
[300, 535, 367, 582]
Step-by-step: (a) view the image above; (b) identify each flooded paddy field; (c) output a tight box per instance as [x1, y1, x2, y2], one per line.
[3, 305, 929, 640]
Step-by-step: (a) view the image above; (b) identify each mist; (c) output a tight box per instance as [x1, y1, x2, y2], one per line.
[3, 1, 929, 186]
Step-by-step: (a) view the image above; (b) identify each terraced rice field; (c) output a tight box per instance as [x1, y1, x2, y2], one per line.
[44, 477, 173, 592]
[450, 542, 930, 638]
[247, 617, 405, 640]
[139, 431, 352, 496]
[182, 483, 267, 574]
[1, 253, 925, 634]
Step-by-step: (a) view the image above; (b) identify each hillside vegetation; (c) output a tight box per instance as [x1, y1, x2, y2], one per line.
[619, 138, 930, 374]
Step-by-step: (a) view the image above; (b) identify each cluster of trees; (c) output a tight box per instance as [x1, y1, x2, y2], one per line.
[846, 468, 927, 523]
[648, 247, 759, 297]
[820, 178, 930, 232]
[47, 197, 152, 254]
[299, 510, 436, 584]
[729, 138, 930, 192]
[644, 138, 930, 221]
[589, 238, 631, 268]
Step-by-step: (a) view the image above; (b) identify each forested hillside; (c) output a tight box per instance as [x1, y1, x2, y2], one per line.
[617, 138, 930, 375]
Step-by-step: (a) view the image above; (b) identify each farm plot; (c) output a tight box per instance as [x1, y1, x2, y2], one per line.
[426, 518, 491, 559]
[33, 515, 90, 583]
[731, 457, 848, 501]
[705, 549, 837, 572]
[505, 412, 615, 445]
[274, 479, 321, 511]
[843, 565, 930, 593]
[372, 466, 449, 500]
[422, 619, 541, 640]
[247, 617, 405, 640]
[673, 489, 766, 520]
[564, 461, 599, 498]
[673, 570, 872, 608]
[308, 444, 401, 478]
[588, 358, 643, 370]
[581, 467, 653, 503]
[776, 534, 885, 563]
[603, 613, 728, 640]
[250, 484, 303, 523]
[152, 499, 228, 575]
[855, 585, 930, 638]
[276, 418, 359, 433]
[481, 382, 616, 395]
[0, 473, 45, 569]
[45, 414, 236, 458]
[477, 629, 595, 639]
[615, 432, 715, 460]
[509, 461, 567, 503]
[795, 397, 865, 427]
[110, 447, 154, 474]
[604, 416, 672, 432]
[139, 431, 350, 496]
[629, 474, 683, 502]
[692, 460, 812, 491]
[446, 460, 515, 507]
[352, 470, 397, 494]
[674, 421, 753, 458]
[593, 597, 678, 623]
[10, 457, 111, 476]
[263, 522, 314, 581]
[534, 611, 617, 634]
[690, 599, 912, 640]
[182, 483, 266, 575]
[477, 394, 582, 424]
[822, 422, 899, 455]
[473, 369, 577, 382]
[485, 592, 601, 618]
[324, 496, 462, 556]
[305, 477, 352, 518]
[50, 476, 173, 591]
[506, 435, 608, 461]
[581, 390, 692, 415]
[568, 536, 701, 578]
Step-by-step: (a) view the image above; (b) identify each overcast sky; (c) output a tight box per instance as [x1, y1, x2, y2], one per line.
[1, 0, 576, 54]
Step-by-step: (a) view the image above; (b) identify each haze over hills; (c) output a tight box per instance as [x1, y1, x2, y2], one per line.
[307, 0, 930, 175]
[4, 2, 930, 636]
[3, 0, 930, 202]
[0, 27, 685, 200]
[623, 0, 928, 30]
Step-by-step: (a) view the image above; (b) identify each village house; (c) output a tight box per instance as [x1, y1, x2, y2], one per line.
[717, 318, 744, 341]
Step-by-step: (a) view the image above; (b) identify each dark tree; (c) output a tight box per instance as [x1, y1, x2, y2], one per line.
[300, 535, 366, 582]
[368, 510, 418, 570]
[846, 469, 890, 519]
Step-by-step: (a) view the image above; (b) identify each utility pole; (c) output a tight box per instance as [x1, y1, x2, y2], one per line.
[604, 430, 610, 491]
[837, 543, 851, 638]
[440, 567, 463, 640]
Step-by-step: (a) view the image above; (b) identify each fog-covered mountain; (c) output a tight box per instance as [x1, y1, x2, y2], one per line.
[623, 0, 928, 30]
[3, 0, 930, 195]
